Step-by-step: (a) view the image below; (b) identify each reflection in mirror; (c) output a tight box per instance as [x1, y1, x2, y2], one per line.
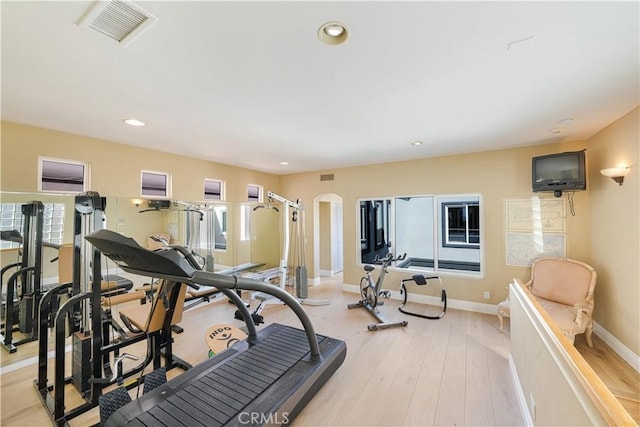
[395, 196, 434, 268]
[1, 192, 76, 283]
[1, 193, 284, 289]
[188, 203, 229, 272]
[235, 203, 280, 270]
[359, 194, 482, 275]
[359, 199, 392, 264]
[433, 195, 481, 273]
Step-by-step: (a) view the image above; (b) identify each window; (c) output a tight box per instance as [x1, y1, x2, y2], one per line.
[204, 179, 225, 201]
[359, 194, 482, 275]
[39, 157, 88, 193]
[141, 170, 170, 198]
[247, 184, 262, 202]
[0, 202, 65, 249]
[442, 202, 480, 247]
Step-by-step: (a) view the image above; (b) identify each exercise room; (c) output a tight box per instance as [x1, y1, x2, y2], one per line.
[1, 2, 638, 426]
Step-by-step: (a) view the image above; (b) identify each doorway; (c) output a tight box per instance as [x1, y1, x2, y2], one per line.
[313, 193, 343, 280]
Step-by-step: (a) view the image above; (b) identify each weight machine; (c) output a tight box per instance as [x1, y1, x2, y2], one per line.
[35, 192, 191, 426]
[85, 228, 346, 427]
[1, 201, 45, 353]
[236, 192, 329, 324]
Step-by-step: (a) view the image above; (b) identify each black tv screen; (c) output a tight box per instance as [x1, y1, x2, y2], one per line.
[532, 150, 586, 193]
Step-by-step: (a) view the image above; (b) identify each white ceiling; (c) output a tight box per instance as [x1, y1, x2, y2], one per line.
[2, 1, 638, 175]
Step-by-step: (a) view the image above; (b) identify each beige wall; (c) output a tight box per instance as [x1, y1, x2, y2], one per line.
[1, 121, 283, 270]
[280, 140, 592, 308]
[586, 106, 639, 356]
[0, 121, 281, 201]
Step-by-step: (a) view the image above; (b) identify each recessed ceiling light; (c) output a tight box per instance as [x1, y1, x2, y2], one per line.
[280, 161, 289, 165]
[411, 141, 423, 146]
[324, 25, 344, 37]
[318, 22, 349, 45]
[124, 118, 145, 127]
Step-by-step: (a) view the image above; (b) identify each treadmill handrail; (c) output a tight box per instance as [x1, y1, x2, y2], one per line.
[86, 229, 321, 359]
[194, 270, 320, 357]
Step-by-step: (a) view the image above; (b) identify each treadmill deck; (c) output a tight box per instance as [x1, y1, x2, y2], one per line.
[106, 323, 346, 426]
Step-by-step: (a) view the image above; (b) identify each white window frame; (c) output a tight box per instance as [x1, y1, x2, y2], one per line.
[442, 202, 480, 248]
[141, 170, 171, 198]
[204, 179, 225, 201]
[247, 184, 262, 203]
[38, 157, 89, 193]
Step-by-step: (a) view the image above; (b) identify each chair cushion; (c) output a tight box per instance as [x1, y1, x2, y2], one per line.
[536, 297, 589, 335]
[530, 258, 593, 306]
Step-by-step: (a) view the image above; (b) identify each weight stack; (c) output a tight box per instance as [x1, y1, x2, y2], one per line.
[18, 296, 34, 334]
[72, 331, 92, 393]
[295, 266, 308, 299]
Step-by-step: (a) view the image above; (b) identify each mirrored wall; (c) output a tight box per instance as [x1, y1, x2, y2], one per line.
[359, 194, 482, 275]
[0, 192, 283, 283]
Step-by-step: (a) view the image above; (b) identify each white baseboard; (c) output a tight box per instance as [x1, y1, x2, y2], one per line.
[318, 269, 333, 277]
[509, 354, 534, 426]
[342, 283, 640, 372]
[594, 321, 640, 373]
[309, 277, 322, 286]
[342, 283, 498, 315]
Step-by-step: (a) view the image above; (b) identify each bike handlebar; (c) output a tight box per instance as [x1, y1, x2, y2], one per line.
[372, 252, 407, 264]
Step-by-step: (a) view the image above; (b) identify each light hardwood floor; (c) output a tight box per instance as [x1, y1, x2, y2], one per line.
[1, 274, 637, 426]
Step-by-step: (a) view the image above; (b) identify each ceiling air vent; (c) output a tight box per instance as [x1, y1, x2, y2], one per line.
[320, 174, 335, 181]
[78, 0, 157, 47]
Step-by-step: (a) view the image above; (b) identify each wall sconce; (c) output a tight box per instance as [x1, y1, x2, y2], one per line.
[131, 198, 144, 207]
[600, 166, 630, 186]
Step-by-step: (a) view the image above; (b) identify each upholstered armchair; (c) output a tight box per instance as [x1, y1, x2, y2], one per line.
[514, 257, 597, 347]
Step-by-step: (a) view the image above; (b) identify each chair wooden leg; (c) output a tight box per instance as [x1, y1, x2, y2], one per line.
[585, 322, 594, 347]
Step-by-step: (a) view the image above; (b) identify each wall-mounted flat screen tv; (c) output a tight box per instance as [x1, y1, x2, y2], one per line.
[532, 150, 586, 194]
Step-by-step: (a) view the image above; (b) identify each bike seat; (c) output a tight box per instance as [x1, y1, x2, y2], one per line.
[364, 265, 375, 272]
[412, 274, 440, 285]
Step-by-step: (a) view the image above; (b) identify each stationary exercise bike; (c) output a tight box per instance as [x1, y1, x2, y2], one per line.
[348, 253, 408, 331]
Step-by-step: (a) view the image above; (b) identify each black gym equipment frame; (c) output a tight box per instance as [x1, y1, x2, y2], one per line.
[34, 192, 191, 426]
[399, 274, 447, 320]
[1, 201, 45, 353]
[85, 228, 347, 427]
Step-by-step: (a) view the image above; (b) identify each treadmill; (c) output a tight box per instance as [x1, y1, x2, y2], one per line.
[85, 229, 346, 426]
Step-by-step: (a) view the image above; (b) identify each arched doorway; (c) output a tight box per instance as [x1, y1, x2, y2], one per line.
[312, 193, 343, 281]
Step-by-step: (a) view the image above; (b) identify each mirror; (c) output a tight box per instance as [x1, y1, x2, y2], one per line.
[359, 194, 482, 274]
[1, 192, 285, 287]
